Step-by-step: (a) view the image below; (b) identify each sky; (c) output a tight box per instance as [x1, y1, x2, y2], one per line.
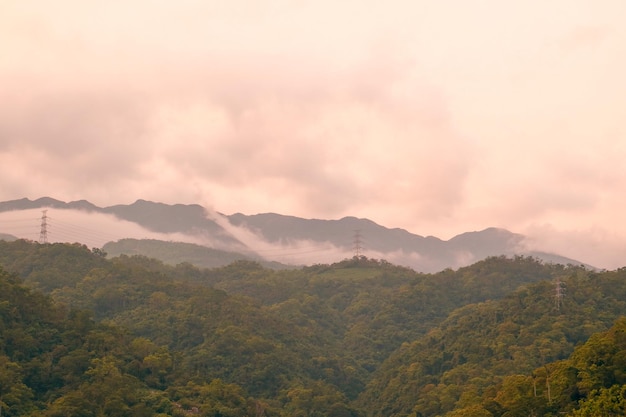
[1, 1, 626, 269]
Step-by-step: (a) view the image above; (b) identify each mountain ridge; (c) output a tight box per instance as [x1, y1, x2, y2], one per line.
[0, 197, 587, 272]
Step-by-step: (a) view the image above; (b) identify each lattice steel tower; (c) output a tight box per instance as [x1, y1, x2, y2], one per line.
[353, 230, 363, 258]
[39, 210, 49, 244]
[554, 277, 565, 311]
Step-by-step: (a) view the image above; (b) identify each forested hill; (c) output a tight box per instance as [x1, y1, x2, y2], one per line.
[360, 267, 626, 416]
[0, 239, 625, 416]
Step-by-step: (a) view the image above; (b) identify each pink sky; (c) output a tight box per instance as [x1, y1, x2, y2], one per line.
[1, 1, 626, 268]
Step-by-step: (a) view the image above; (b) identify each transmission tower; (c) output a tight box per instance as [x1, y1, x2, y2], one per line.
[39, 210, 49, 244]
[353, 230, 363, 258]
[554, 277, 565, 311]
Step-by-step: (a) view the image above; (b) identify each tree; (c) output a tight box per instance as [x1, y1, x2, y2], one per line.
[570, 385, 626, 417]
[0, 355, 35, 417]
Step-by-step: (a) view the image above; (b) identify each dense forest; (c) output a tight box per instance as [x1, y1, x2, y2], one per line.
[0, 239, 625, 416]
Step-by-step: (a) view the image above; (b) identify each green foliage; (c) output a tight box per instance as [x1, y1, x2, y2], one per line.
[2, 239, 626, 417]
[359, 267, 626, 417]
[103, 238, 287, 269]
[569, 385, 626, 416]
[0, 240, 108, 292]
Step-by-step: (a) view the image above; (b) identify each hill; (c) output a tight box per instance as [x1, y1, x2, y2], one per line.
[103, 238, 291, 269]
[0, 239, 623, 416]
[359, 266, 626, 416]
[0, 232, 17, 241]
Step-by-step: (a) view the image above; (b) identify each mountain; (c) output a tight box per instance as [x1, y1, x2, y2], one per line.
[0, 197, 585, 272]
[0, 232, 17, 241]
[225, 213, 584, 271]
[0, 197, 244, 248]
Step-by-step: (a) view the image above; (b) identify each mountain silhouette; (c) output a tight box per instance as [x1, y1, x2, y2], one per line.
[0, 197, 586, 272]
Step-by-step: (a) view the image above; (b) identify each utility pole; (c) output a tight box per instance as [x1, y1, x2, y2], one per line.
[353, 230, 363, 258]
[39, 210, 49, 244]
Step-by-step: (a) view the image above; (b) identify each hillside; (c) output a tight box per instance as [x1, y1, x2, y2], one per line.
[103, 238, 291, 270]
[1, 239, 623, 416]
[0, 232, 17, 241]
[359, 267, 626, 416]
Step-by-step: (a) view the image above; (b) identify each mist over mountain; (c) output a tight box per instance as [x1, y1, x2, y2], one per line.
[0, 197, 586, 272]
[0, 232, 17, 241]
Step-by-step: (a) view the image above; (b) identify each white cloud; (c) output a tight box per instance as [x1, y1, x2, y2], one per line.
[1, 0, 626, 268]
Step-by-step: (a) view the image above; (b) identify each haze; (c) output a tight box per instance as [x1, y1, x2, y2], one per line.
[1, 1, 625, 269]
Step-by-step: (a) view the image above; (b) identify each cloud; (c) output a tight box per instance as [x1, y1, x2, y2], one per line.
[522, 223, 626, 270]
[1, 0, 626, 268]
[1, 1, 470, 219]
[560, 26, 610, 51]
[0, 208, 210, 249]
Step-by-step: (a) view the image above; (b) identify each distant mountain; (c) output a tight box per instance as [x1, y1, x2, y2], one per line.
[0, 232, 17, 242]
[0, 197, 245, 249]
[0, 197, 586, 272]
[102, 199, 226, 236]
[226, 212, 584, 271]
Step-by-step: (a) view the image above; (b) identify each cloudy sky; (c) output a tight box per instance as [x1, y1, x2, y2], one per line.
[1, 1, 625, 268]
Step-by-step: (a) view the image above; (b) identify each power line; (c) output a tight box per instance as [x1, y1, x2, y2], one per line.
[50, 217, 123, 241]
[1, 211, 121, 247]
[251, 243, 337, 255]
[3, 210, 350, 265]
[0, 217, 37, 224]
